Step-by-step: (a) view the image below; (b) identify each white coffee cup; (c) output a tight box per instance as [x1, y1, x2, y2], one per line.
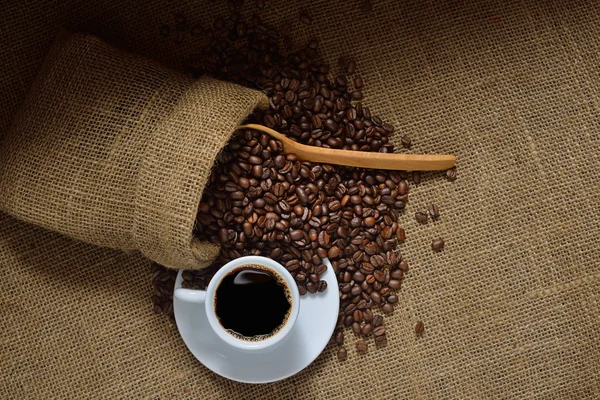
[174, 256, 300, 352]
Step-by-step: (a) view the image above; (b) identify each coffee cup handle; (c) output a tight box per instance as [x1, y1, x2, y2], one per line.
[174, 288, 206, 304]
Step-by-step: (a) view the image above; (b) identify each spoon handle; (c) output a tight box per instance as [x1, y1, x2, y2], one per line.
[238, 124, 456, 171]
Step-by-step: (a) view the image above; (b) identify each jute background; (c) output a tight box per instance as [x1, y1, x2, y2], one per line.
[0, 33, 266, 270]
[1, 0, 599, 398]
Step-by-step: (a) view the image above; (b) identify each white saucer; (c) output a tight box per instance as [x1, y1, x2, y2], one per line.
[173, 258, 339, 384]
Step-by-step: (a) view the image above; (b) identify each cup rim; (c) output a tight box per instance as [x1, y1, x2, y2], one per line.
[204, 256, 300, 351]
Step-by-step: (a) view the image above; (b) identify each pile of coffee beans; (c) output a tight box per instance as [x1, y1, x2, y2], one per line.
[152, 4, 451, 358]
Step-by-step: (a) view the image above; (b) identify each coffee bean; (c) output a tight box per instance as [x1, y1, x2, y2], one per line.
[428, 203, 440, 219]
[335, 330, 345, 345]
[446, 168, 457, 181]
[355, 340, 368, 352]
[415, 321, 425, 334]
[401, 134, 412, 148]
[353, 310, 363, 322]
[396, 227, 406, 242]
[318, 280, 328, 292]
[373, 315, 383, 327]
[328, 245, 341, 259]
[361, 323, 373, 335]
[432, 238, 445, 251]
[382, 303, 394, 314]
[290, 229, 304, 241]
[337, 347, 348, 361]
[412, 171, 421, 185]
[364, 217, 376, 228]
[344, 315, 353, 327]
[299, 11, 313, 25]
[388, 279, 401, 289]
[352, 322, 361, 336]
[415, 210, 428, 223]
[346, 60, 357, 74]
[354, 76, 364, 88]
[370, 291, 382, 304]
[373, 326, 386, 338]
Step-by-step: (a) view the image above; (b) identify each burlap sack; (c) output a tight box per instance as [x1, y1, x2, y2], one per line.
[0, 32, 267, 270]
[1, 0, 599, 399]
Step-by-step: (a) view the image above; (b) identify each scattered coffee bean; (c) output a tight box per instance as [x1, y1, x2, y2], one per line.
[354, 76, 364, 88]
[415, 320, 425, 334]
[337, 347, 348, 361]
[428, 203, 440, 219]
[401, 134, 412, 149]
[415, 210, 428, 223]
[432, 238, 445, 251]
[356, 340, 368, 352]
[352, 322, 361, 336]
[382, 303, 394, 314]
[412, 171, 421, 185]
[335, 330, 345, 345]
[446, 168, 457, 181]
[346, 60, 357, 74]
[361, 323, 373, 335]
[299, 11, 313, 25]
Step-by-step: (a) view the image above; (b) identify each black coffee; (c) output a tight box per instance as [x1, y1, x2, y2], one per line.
[215, 265, 291, 340]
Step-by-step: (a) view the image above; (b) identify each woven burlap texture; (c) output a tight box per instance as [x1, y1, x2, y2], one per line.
[1, 0, 599, 399]
[0, 32, 268, 270]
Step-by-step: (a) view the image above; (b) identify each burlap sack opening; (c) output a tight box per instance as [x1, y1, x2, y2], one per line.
[0, 32, 268, 270]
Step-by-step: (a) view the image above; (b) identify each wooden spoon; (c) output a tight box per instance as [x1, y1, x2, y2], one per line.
[238, 124, 456, 171]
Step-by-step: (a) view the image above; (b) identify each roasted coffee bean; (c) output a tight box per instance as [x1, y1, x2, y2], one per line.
[428, 203, 440, 219]
[373, 315, 383, 327]
[352, 322, 361, 336]
[370, 291, 383, 304]
[396, 227, 406, 242]
[399, 259, 409, 272]
[415, 321, 425, 334]
[412, 171, 421, 185]
[401, 134, 412, 148]
[355, 340, 368, 352]
[361, 323, 373, 335]
[335, 330, 345, 345]
[299, 11, 313, 25]
[344, 315, 353, 327]
[415, 210, 428, 223]
[432, 238, 445, 251]
[318, 280, 328, 292]
[328, 245, 341, 259]
[390, 269, 403, 280]
[337, 347, 348, 361]
[353, 76, 364, 88]
[382, 303, 394, 314]
[446, 168, 457, 181]
[388, 279, 401, 289]
[364, 217, 376, 228]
